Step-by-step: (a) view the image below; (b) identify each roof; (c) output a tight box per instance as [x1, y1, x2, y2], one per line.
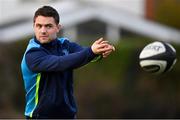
[0, 0, 180, 43]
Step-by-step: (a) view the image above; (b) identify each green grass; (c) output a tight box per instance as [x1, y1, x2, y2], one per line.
[0, 36, 180, 118]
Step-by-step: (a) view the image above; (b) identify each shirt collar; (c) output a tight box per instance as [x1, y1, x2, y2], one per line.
[33, 37, 58, 47]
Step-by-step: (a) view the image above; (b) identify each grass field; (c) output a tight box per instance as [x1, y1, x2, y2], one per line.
[0, 36, 179, 118]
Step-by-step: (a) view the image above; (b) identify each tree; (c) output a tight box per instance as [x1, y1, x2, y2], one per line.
[155, 0, 180, 29]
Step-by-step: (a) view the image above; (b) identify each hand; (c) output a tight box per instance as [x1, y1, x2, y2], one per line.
[102, 44, 115, 58]
[100, 40, 115, 58]
[91, 37, 115, 57]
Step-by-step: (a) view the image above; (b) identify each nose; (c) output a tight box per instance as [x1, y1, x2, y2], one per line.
[41, 26, 47, 34]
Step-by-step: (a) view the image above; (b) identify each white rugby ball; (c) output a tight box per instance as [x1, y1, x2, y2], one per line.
[139, 41, 177, 74]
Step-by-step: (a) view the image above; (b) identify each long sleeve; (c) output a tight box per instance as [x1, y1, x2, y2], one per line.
[25, 47, 96, 72]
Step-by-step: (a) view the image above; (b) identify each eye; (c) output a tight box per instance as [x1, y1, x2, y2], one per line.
[46, 24, 53, 29]
[36, 24, 42, 29]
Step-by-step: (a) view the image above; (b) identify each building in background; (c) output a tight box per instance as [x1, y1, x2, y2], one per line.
[145, 0, 155, 20]
[0, 0, 180, 43]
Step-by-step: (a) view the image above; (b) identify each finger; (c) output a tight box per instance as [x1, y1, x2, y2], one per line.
[100, 42, 115, 51]
[97, 46, 113, 53]
[96, 37, 104, 44]
[102, 52, 110, 58]
[106, 44, 115, 51]
[101, 45, 115, 57]
[103, 50, 112, 57]
[97, 43, 109, 49]
[100, 40, 109, 44]
[112, 46, 115, 51]
[101, 44, 114, 50]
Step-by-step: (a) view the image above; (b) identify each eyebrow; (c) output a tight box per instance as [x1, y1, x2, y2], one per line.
[35, 23, 53, 26]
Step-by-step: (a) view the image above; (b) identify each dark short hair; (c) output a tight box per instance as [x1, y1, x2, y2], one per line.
[33, 6, 59, 24]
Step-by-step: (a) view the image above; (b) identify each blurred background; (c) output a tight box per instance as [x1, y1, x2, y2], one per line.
[0, 0, 180, 118]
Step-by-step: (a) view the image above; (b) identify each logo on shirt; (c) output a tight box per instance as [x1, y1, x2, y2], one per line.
[62, 49, 69, 55]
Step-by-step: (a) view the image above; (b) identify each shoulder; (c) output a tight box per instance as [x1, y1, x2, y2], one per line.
[57, 37, 79, 45]
[57, 37, 70, 44]
[26, 38, 41, 52]
[57, 37, 83, 52]
[24, 38, 47, 57]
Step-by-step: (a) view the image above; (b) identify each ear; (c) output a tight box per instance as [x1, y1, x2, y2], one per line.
[56, 24, 61, 32]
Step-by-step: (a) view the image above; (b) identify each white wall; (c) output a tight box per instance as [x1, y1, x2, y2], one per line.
[83, 0, 145, 17]
[0, 0, 55, 25]
[0, 0, 145, 25]
[0, 0, 19, 24]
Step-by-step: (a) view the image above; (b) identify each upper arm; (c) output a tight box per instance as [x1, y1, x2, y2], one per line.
[25, 48, 62, 72]
[68, 41, 84, 53]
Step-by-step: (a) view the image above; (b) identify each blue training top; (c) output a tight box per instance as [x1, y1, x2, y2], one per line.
[21, 37, 97, 118]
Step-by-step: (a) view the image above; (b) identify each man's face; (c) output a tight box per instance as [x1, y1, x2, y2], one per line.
[34, 16, 60, 44]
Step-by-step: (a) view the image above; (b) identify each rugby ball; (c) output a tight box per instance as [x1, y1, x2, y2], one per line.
[139, 41, 177, 74]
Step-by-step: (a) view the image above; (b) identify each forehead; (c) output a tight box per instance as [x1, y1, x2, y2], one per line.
[34, 16, 56, 25]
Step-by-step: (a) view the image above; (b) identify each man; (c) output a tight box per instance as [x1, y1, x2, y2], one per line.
[21, 6, 115, 119]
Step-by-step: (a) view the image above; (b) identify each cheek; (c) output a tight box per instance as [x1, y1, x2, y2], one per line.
[34, 28, 40, 34]
[48, 29, 59, 34]
[48, 29, 58, 39]
[34, 29, 39, 37]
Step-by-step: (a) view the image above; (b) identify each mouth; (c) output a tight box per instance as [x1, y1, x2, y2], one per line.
[40, 36, 49, 39]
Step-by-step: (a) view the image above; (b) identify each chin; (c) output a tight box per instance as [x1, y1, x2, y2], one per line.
[39, 40, 48, 44]
[39, 38, 51, 43]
